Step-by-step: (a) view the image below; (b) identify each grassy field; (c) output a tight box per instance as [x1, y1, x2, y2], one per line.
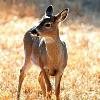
[0, 14, 100, 100]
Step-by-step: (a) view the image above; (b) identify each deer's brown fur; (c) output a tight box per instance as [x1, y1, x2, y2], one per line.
[17, 5, 69, 100]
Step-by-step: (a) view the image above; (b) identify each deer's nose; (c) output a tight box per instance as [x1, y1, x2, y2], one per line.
[35, 27, 41, 35]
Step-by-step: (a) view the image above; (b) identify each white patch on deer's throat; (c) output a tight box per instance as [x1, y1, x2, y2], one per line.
[44, 36, 55, 43]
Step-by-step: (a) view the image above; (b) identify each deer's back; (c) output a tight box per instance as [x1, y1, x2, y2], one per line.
[23, 28, 47, 67]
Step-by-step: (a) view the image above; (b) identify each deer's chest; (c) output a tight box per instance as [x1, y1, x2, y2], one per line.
[46, 43, 64, 68]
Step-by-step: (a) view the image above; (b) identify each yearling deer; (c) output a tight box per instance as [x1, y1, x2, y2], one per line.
[17, 5, 68, 100]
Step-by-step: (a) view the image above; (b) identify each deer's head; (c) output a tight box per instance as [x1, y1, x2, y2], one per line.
[36, 5, 69, 38]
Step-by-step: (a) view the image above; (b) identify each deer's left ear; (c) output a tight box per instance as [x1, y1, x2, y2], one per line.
[45, 5, 53, 17]
[55, 8, 69, 22]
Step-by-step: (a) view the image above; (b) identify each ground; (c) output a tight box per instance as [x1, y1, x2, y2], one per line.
[0, 15, 100, 100]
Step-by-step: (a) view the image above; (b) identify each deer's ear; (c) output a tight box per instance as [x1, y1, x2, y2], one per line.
[45, 5, 53, 16]
[55, 8, 69, 22]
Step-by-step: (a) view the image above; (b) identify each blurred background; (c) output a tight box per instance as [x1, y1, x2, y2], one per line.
[0, 0, 100, 26]
[0, 0, 100, 100]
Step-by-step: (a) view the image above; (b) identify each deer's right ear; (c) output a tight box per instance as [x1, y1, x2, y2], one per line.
[55, 8, 69, 23]
[45, 5, 53, 16]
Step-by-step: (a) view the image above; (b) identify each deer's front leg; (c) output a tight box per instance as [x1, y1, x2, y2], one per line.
[39, 59, 52, 99]
[38, 71, 46, 97]
[41, 69, 52, 100]
[38, 69, 52, 100]
[55, 72, 63, 100]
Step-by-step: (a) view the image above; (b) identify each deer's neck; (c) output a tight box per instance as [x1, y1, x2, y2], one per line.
[45, 34, 62, 66]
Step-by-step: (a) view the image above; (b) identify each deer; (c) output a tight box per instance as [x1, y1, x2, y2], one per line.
[17, 5, 69, 100]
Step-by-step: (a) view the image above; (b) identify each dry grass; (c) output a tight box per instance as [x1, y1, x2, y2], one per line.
[0, 14, 100, 100]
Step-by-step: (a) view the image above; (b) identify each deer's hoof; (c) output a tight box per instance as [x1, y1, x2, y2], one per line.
[46, 91, 52, 100]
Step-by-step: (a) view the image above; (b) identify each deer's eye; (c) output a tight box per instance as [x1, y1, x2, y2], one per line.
[44, 23, 52, 28]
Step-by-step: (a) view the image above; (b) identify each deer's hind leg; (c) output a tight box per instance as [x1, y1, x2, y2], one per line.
[17, 39, 32, 100]
[17, 56, 31, 100]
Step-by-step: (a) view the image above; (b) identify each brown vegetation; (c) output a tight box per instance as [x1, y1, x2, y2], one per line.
[0, 6, 100, 100]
